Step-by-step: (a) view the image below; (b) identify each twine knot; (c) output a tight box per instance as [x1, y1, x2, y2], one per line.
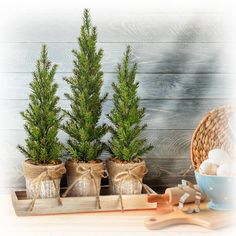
[114, 165, 147, 183]
[113, 163, 149, 211]
[62, 162, 108, 209]
[28, 165, 66, 212]
[31, 165, 66, 184]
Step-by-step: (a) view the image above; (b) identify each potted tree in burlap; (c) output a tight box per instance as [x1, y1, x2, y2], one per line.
[18, 45, 65, 211]
[62, 9, 108, 202]
[107, 46, 153, 198]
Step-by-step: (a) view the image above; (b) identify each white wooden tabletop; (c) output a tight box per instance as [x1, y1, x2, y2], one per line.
[0, 194, 235, 236]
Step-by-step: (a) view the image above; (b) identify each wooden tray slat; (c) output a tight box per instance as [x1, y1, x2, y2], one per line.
[12, 185, 157, 216]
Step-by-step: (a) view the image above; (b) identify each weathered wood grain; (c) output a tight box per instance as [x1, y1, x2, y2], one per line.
[0, 73, 235, 100]
[0, 99, 233, 130]
[0, 129, 193, 160]
[0, 3, 230, 192]
[1, 12, 228, 43]
[144, 158, 195, 188]
[0, 42, 230, 73]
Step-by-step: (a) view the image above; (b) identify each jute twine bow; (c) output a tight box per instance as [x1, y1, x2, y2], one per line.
[62, 164, 108, 209]
[28, 165, 66, 212]
[113, 163, 150, 211]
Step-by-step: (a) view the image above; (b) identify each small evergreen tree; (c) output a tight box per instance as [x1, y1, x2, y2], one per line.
[18, 45, 63, 164]
[63, 9, 107, 162]
[107, 46, 153, 162]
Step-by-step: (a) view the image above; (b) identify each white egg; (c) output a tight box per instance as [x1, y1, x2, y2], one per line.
[208, 149, 231, 166]
[217, 164, 232, 176]
[199, 160, 218, 175]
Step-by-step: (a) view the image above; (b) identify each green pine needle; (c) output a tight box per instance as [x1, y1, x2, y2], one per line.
[63, 9, 107, 162]
[18, 45, 63, 164]
[108, 46, 153, 161]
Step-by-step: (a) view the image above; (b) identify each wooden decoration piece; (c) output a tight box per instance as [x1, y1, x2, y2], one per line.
[11, 185, 157, 216]
[147, 184, 207, 205]
[144, 203, 233, 230]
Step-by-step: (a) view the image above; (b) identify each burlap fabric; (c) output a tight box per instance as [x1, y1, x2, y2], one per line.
[63, 159, 108, 209]
[64, 159, 107, 197]
[23, 160, 66, 211]
[107, 159, 147, 195]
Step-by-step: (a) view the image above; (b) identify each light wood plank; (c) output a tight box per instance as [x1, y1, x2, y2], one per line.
[0, 129, 193, 160]
[1, 12, 228, 43]
[0, 73, 235, 100]
[0, 99, 233, 130]
[0, 1, 232, 193]
[2, 195, 230, 236]
[12, 187, 157, 216]
[144, 202, 232, 230]
[0, 42, 230, 73]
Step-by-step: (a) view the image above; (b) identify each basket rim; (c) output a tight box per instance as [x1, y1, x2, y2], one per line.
[190, 105, 233, 170]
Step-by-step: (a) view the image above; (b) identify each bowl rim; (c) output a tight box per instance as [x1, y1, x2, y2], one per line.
[194, 170, 236, 179]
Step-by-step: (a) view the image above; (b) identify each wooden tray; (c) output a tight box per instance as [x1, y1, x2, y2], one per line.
[12, 185, 157, 216]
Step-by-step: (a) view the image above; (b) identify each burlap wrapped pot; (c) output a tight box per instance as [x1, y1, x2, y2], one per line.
[23, 160, 66, 200]
[64, 159, 107, 197]
[107, 159, 147, 195]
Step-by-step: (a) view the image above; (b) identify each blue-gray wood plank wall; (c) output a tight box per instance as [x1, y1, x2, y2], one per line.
[0, 3, 233, 192]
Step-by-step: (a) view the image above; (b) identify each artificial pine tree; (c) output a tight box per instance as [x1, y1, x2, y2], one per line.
[18, 45, 63, 164]
[108, 46, 153, 162]
[63, 9, 107, 162]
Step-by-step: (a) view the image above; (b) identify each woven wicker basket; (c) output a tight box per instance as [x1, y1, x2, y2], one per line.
[191, 106, 235, 170]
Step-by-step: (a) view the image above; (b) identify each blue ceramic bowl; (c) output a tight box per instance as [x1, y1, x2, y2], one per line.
[195, 171, 236, 211]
